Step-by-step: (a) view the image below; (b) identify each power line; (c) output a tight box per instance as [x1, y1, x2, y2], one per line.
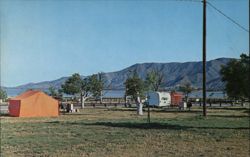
[165, 0, 201, 2]
[83, 0, 202, 1]
[208, 0, 246, 1]
[207, 1, 249, 33]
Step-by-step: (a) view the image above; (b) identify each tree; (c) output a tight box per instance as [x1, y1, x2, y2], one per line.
[47, 86, 63, 100]
[61, 73, 91, 108]
[220, 53, 250, 100]
[179, 82, 193, 102]
[89, 73, 104, 102]
[144, 69, 164, 122]
[0, 88, 7, 101]
[145, 69, 164, 91]
[48, 86, 58, 97]
[124, 73, 145, 115]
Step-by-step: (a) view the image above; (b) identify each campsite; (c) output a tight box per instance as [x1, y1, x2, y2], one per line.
[0, 58, 249, 156]
[1, 0, 249, 156]
[1, 106, 249, 157]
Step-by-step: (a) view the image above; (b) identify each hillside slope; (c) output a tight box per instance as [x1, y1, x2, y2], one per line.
[3, 58, 232, 95]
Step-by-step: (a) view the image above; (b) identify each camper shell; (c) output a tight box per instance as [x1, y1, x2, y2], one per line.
[147, 92, 171, 107]
[147, 91, 183, 107]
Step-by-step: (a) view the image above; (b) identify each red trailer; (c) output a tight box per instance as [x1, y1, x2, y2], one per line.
[170, 92, 183, 107]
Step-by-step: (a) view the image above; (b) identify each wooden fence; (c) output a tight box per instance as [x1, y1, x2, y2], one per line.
[61, 97, 249, 108]
[189, 98, 249, 107]
[61, 97, 135, 108]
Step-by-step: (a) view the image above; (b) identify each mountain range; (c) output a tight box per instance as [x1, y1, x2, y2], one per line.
[3, 58, 232, 96]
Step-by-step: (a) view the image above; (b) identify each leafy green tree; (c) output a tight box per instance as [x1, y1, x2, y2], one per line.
[58, 88, 64, 99]
[89, 73, 104, 101]
[220, 53, 250, 100]
[145, 69, 164, 91]
[124, 73, 145, 115]
[0, 88, 7, 101]
[48, 86, 58, 97]
[179, 82, 193, 102]
[61, 73, 91, 108]
[47, 86, 63, 100]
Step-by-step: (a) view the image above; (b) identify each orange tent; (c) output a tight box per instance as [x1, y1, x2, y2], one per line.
[9, 90, 59, 117]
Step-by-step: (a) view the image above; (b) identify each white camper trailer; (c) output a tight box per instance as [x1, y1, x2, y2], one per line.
[147, 92, 171, 107]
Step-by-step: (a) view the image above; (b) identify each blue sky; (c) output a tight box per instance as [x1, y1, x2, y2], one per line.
[1, 0, 249, 87]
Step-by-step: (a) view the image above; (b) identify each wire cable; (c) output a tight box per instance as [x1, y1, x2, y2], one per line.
[166, 0, 201, 2]
[207, 1, 249, 33]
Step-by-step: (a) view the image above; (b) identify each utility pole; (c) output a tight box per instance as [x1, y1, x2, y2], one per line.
[202, 0, 207, 116]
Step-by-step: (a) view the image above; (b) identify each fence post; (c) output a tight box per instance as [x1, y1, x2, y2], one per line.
[241, 99, 244, 106]
[209, 99, 211, 107]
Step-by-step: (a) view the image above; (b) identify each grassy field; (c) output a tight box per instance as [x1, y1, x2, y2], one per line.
[1, 106, 249, 157]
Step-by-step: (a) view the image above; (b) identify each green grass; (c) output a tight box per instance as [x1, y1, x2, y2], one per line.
[1, 107, 249, 157]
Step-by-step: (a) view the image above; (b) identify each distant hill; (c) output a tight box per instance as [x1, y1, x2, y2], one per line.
[3, 58, 232, 96]
[103, 57, 231, 90]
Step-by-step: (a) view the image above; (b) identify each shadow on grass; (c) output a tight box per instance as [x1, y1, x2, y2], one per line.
[243, 110, 250, 113]
[60, 113, 97, 116]
[66, 121, 190, 130]
[153, 110, 201, 114]
[46, 121, 60, 124]
[209, 115, 249, 118]
[107, 108, 136, 112]
[59, 121, 249, 130]
[209, 107, 250, 111]
[108, 108, 201, 114]
[0, 113, 11, 117]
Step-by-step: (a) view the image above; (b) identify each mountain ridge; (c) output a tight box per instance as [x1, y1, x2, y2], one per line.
[3, 57, 233, 96]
